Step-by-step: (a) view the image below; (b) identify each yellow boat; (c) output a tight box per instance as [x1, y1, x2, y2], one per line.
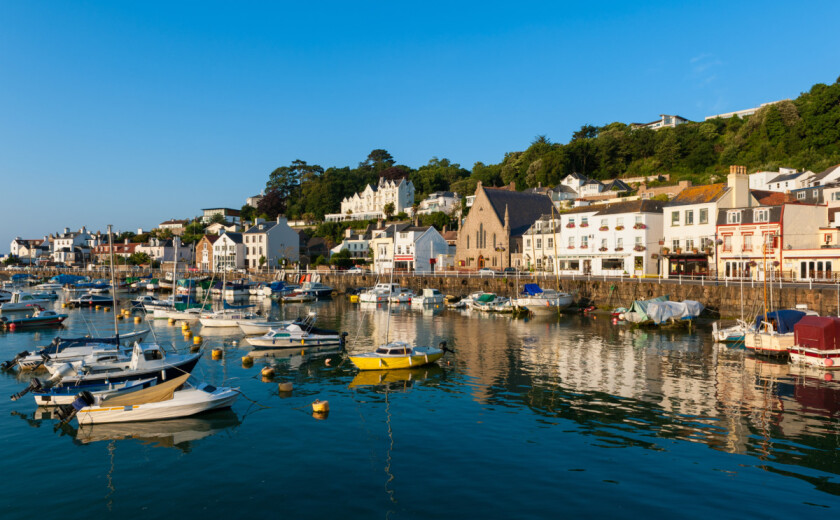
[348, 341, 448, 371]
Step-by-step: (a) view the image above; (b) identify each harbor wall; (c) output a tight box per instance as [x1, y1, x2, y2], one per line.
[4, 269, 838, 317]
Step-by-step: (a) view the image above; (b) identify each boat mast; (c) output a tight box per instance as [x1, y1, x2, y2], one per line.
[551, 205, 560, 291]
[107, 225, 119, 338]
[763, 238, 768, 328]
[384, 244, 396, 344]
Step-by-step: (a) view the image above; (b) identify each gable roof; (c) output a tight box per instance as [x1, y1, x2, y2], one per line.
[219, 232, 243, 244]
[767, 171, 804, 184]
[591, 199, 665, 216]
[482, 187, 554, 237]
[811, 164, 840, 184]
[244, 221, 278, 234]
[666, 183, 728, 207]
[603, 179, 632, 191]
[199, 235, 220, 245]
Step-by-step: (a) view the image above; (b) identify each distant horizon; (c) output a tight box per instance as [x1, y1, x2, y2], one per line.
[2, 1, 839, 253]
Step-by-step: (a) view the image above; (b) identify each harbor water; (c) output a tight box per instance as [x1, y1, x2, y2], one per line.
[1, 296, 838, 518]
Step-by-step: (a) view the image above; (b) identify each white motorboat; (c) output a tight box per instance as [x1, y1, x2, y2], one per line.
[788, 315, 840, 369]
[238, 318, 298, 335]
[712, 320, 752, 343]
[199, 308, 260, 328]
[389, 287, 415, 303]
[0, 291, 53, 313]
[512, 284, 573, 314]
[3, 330, 150, 371]
[471, 293, 512, 312]
[359, 283, 402, 304]
[745, 310, 815, 357]
[44, 342, 201, 387]
[247, 315, 346, 349]
[155, 307, 204, 322]
[411, 288, 445, 306]
[58, 373, 238, 424]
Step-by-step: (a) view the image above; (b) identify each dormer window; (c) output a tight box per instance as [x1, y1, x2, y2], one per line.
[753, 209, 769, 223]
[727, 210, 742, 224]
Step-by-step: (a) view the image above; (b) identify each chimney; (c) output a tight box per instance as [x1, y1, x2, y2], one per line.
[345, 227, 352, 238]
[276, 216, 287, 226]
[124, 238, 129, 244]
[728, 165, 750, 207]
[414, 216, 419, 227]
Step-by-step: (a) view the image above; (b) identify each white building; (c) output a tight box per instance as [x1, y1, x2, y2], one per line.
[330, 227, 372, 259]
[201, 207, 241, 224]
[393, 225, 449, 274]
[136, 237, 192, 264]
[523, 200, 665, 276]
[9, 237, 49, 264]
[662, 167, 759, 278]
[325, 177, 416, 222]
[158, 219, 189, 235]
[704, 100, 790, 121]
[52, 227, 93, 265]
[212, 232, 245, 271]
[242, 217, 300, 269]
[246, 194, 263, 208]
[521, 214, 562, 271]
[631, 114, 690, 131]
[416, 191, 460, 215]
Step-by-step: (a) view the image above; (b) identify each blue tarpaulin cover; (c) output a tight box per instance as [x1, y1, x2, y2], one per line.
[754, 310, 807, 334]
[522, 284, 543, 296]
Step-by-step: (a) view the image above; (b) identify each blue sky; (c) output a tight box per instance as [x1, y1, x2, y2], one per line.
[1, 1, 838, 252]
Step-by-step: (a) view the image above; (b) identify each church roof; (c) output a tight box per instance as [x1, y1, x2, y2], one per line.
[482, 187, 554, 237]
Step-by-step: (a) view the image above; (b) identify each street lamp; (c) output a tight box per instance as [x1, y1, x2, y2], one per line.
[495, 246, 506, 271]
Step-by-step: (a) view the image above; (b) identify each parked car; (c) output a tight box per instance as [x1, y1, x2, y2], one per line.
[502, 267, 519, 274]
[478, 268, 496, 276]
[346, 267, 366, 274]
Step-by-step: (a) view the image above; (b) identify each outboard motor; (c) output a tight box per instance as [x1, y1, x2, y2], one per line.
[439, 341, 454, 354]
[56, 391, 95, 424]
[0, 350, 30, 371]
[10, 377, 43, 401]
[340, 332, 349, 349]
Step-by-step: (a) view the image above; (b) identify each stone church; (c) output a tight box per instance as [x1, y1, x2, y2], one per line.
[455, 182, 554, 270]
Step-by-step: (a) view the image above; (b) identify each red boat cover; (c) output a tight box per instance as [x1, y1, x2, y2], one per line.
[794, 316, 840, 351]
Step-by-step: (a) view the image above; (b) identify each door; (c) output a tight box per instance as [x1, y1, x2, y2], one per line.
[478, 255, 485, 269]
[583, 259, 591, 275]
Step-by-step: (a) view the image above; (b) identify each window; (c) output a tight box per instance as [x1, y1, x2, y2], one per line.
[547, 238, 553, 248]
[685, 239, 695, 251]
[635, 236, 642, 246]
[727, 211, 742, 224]
[685, 210, 694, 225]
[672, 239, 680, 251]
[536, 239, 542, 249]
[602, 258, 623, 270]
[753, 209, 769, 223]
[600, 238, 608, 250]
[581, 236, 589, 248]
[616, 238, 624, 249]
[797, 192, 806, 200]
[699, 208, 708, 224]
[568, 237, 575, 248]
[600, 218, 608, 228]
[616, 217, 624, 228]
[635, 215, 642, 224]
[525, 238, 530, 248]
[671, 212, 680, 226]
[723, 235, 732, 252]
[743, 235, 752, 251]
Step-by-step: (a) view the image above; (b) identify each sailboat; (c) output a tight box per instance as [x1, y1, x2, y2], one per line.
[349, 267, 451, 371]
[713, 258, 752, 343]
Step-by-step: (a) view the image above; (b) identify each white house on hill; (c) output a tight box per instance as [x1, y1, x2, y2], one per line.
[325, 177, 415, 222]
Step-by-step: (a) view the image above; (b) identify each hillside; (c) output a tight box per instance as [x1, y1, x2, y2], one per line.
[258, 76, 840, 221]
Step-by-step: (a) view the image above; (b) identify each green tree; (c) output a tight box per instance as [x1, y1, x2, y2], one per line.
[209, 213, 226, 225]
[240, 204, 257, 223]
[383, 202, 395, 219]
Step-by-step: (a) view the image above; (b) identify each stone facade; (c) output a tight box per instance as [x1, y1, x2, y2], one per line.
[455, 182, 553, 270]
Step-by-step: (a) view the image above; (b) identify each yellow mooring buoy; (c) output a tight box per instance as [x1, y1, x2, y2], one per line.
[211, 349, 223, 360]
[277, 382, 294, 393]
[242, 355, 253, 367]
[311, 399, 329, 413]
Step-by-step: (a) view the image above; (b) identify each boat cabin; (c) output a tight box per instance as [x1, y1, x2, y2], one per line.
[374, 342, 413, 356]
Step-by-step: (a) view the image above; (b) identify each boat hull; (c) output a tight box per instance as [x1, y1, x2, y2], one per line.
[745, 332, 793, 357]
[76, 389, 238, 424]
[55, 354, 201, 388]
[349, 352, 443, 370]
[788, 347, 840, 369]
